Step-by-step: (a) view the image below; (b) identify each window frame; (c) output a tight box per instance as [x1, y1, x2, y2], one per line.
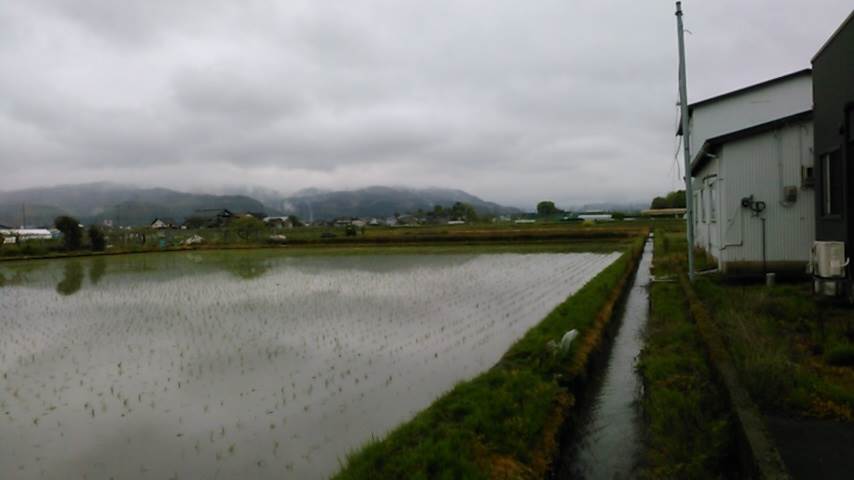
[708, 179, 717, 223]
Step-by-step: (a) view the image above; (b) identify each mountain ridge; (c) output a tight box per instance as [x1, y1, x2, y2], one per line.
[0, 183, 521, 226]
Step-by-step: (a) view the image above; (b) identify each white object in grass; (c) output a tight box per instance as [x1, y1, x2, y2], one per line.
[560, 329, 579, 353]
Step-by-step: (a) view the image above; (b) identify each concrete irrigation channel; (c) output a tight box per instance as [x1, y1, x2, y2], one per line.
[554, 237, 652, 479]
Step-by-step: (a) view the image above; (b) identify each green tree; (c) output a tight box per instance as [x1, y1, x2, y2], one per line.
[230, 216, 266, 241]
[536, 201, 562, 215]
[287, 215, 304, 227]
[54, 216, 82, 251]
[650, 196, 669, 209]
[665, 190, 686, 208]
[449, 202, 478, 222]
[88, 225, 106, 251]
[650, 190, 686, 209]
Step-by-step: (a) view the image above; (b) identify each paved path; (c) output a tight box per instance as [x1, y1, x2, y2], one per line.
[766, 415, 854, 480]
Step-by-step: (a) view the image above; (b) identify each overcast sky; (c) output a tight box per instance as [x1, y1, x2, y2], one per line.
[1, 1, 851, 208]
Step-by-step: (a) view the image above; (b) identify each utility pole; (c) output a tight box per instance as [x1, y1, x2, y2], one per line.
[676, 1, 696, 281]
[21, 203, 26, 229]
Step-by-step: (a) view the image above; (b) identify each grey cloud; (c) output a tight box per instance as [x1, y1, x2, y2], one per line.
[0, 0, 851, 208]
[172, 67, 305, 123]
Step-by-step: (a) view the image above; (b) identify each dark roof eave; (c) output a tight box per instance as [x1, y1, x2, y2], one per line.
[690, 110, 813, 176]
[813, 9, 854, 62]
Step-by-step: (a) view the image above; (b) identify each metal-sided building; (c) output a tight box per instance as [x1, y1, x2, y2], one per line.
[811, 11, 854, 295]
[683, 70, 815, 274]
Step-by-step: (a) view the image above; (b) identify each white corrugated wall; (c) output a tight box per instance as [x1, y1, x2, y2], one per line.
[716, 120, 815, 268]
[694, 157, 722, 267]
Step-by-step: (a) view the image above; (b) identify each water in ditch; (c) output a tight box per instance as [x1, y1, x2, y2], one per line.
[556, 238, 652, 479]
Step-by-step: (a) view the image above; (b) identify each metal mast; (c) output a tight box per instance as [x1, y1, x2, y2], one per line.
[676, 1, 696, 281]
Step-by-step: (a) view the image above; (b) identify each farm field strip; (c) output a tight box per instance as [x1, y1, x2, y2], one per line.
[1, 251, 619, 479]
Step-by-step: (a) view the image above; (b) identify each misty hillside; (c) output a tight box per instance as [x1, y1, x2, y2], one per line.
[0, 183, 268, 227]
[0, 183, 520, 226]
[280, 186, 520, 221]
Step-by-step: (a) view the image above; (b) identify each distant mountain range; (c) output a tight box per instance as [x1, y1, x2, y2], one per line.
[278, 186, 520, 222]
[0, 183, 520, 227]
[0, 182, 267, 227]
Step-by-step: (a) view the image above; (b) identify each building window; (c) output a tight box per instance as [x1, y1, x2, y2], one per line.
[822, 150, 842, 216]
[693, 192, 700, 224]
[699, 188, 705, 223]
[709, 181, 717, 223]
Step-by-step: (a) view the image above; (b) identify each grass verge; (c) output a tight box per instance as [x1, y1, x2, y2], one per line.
[1, 224, 648, 262]
[0, 238, 634, 265]
[636, 227, 734, 478]
[333, 234, 647, 479]
[694, 278, 854, 420]
[655, 224, 854, 420]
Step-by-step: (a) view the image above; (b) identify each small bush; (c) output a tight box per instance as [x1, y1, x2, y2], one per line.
[825, 344, 854, 367]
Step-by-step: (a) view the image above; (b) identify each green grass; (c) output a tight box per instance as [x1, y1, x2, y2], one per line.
[335, 369, 563, 480]
[0, 239, 58, 257]
[2, 223, 644, 262]
[651, 223, 854, 421]
[334, 235, 646, 479]
[636, 228, 733, 478]
[694, 279, 854, 419]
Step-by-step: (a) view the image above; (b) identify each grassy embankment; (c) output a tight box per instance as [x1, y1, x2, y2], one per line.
[637, 223, 734, 478]
[0, 222, 644, 261]
[333, 231, 648, 479]
[652, 224, 854, 420]
[693, 265, 854, 420]
[640, 222, 854, 477]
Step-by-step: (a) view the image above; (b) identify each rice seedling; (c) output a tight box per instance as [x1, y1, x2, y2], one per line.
[0, 248, 619, 479]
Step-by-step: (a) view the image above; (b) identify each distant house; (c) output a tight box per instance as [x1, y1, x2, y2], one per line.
[186, 209, 233, 228]
[811, 10, 854, 294]
[0, 228, 53, 242]
[514, 219, 536, 224]
[263, 216, 294, 229]
[150, 218, 176, 229]
[684, 69, 815, 274]
[578, 213, 613, 222]
[447, 220, 465, 225]
[396, 215, 419, 226]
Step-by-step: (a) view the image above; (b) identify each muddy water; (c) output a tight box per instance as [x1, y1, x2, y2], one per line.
[557, 239, 652, 480]
[0, 249, 619, 479]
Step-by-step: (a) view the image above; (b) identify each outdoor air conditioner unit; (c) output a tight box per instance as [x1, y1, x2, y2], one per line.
[812, 241, 847, 296]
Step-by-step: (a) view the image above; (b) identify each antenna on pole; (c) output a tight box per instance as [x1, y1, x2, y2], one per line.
[676, 1, 696, 281]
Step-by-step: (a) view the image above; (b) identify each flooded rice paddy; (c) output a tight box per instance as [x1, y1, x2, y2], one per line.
[1, 249, 618, 479]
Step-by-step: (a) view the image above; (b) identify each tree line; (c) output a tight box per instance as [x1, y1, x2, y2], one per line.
[650, 190, 686, 209]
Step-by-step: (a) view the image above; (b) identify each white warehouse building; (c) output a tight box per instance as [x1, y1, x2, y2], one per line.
[683, 70, 815, 275]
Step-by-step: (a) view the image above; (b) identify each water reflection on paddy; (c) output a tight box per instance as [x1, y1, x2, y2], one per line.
[1, 249, 618, 479]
